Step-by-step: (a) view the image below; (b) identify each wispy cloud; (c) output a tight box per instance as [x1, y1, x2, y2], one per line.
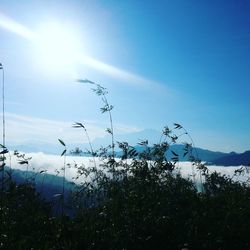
[0, 12, 34, 39]
[4, 112, 141, 146]
[79, 56, 160, 87]
[0, 13, 165, 88]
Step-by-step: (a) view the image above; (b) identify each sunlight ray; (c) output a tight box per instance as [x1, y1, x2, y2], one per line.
[79, 56, 154, 86]
[0, 13, 157, 86]
[0, 12, 34, 39]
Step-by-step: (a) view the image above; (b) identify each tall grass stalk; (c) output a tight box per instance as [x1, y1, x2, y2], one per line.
[77, 79, 115, 158]
[72, 122, 96, 168]
[58, 139, 67, 217]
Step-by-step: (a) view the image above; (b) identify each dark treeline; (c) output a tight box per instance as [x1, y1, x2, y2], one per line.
[1, 146, 250, 249]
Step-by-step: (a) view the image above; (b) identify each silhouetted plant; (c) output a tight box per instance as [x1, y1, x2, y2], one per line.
[72, 122, 97, 168]
[2, 79, 250, 249]
[77, 79, 115, 158]
[58, 139, 67, 217]
[13, 150, 32, 183]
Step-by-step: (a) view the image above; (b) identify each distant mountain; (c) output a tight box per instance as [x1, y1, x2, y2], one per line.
[7, 129, 163, 154]
[2, 167, 75, 201]
[87, 129, 241, 164]
[92, 128, 162, 147]
[8, 140, 62, 155]
[212, 151, 250, 166]
[6, 129, 250, 166]
[167, 144, 228, 163]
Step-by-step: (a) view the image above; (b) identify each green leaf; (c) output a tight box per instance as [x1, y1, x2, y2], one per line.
[138, 140, 148, 146]
[106, 128, 113, 134]
[174, 123, 182, 129]
[162, 126, 171, 136]
[100, 106, 108, 113]
[170, 135, 178, 143]
[58, 139, 66, 147]
[0, 149, 8, 154]
[128, 148, 138, 157]
[76, 79, 95, 84]
[72, 122, 85, 129]
[61, 149, 67, 156]
[171, 150, 178, 157]
[171, 156, 179, 163]
[18, 160, 28, 165]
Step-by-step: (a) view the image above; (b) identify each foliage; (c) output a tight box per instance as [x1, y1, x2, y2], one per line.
[1, 80, 250, 249]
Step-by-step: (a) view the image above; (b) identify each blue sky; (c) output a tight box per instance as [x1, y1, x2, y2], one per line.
[0, 0, 249, 152]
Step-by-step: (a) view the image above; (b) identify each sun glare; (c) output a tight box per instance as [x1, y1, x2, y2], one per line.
[0, 13, 151, 84]
[33, 22, 82, 72]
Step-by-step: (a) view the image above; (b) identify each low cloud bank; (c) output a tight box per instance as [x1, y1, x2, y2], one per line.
[7, 152, 250, 184]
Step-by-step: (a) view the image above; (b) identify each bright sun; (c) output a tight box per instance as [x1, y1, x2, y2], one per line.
[33, 21, 82, 72]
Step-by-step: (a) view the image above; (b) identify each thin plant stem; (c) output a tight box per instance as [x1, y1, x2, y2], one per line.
[1, 67, 5, 196]
[83, 126, 97, 168]
[0, 66, 5, 221]
[102, 93, 115, 158]
[76, 79, 115, 158]
[2, 66, 5, 148]
[62, 149, 66, 217]
[58, 139, 67, 217]
[180, 126, 204, 192]
[72, 122, 97, 168]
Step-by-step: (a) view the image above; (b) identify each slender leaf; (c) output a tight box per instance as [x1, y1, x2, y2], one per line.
[106, 128, 113, 134]
[138, 140, 148, 146]
[58, 139, 66, 147]
[18, 160, 28, 165]
[61, 149, 67, 156]
[171, 150, 178, 157]
[174, 123, 182, 129]
[0, 149, 8, 154]
[72, 122, 85, 129]
[76, 79, 95, 84]
[171, 156, 179, 163]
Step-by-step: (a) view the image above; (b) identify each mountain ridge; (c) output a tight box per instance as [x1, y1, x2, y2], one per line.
[6, 128, 250, 166]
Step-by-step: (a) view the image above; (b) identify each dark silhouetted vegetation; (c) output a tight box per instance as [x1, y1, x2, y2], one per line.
[1, 80, 250, 249]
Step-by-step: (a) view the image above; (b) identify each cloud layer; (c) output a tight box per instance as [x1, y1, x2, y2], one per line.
[8, 152, 250, 184]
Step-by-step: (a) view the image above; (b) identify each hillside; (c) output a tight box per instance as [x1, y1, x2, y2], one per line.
[212, 150, 250, 166]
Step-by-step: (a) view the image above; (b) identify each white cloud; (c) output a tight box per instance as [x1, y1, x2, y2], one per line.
[8, 152, 250, 184]
[5, 112, 104, 144]
[9, 152, 101, 183]
[174, 162, 250, 184]
[4, 112, 141, 146]
[80, 56, 159, 87]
